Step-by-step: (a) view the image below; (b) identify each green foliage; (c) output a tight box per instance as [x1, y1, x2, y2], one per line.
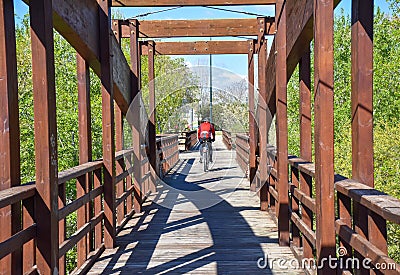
[332, 9, 352, 179]
[140, 55, 198, 133]
[287, 66, 300, 157]
[374, 8, 400, 125]
[16, 15, 35, 184]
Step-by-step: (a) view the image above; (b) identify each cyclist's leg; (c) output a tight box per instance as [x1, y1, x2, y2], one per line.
[199, 141, 204, 162]
[209, 141, 213, 162]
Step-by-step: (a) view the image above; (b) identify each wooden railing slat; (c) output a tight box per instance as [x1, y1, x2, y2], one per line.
[0, 224, 36, 260]
[58, 186, 103, 221]
[58, 161, 103, 185]
[335, 179, 400, 224]
[291, 213, 316, 248]
[59, 212, 103, 257]
[335, 220, 400, 272]
[289, 183, 316, 213]
[0, 184, 36, 209]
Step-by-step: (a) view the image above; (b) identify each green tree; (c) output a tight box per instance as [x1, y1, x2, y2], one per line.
[140, 55, 198, 134]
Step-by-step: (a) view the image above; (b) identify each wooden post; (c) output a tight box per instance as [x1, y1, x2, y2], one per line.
[351, 0, 387, 271]
[0, 0, 22, 273]
[129, 19, 143, 213]
[148, 41, 157, 192]
[98, 0, 116, 248]
[23, 197, 35, 274]
[113, 20, 126, 226]
[93, 169, 103, 249]
[267, 93, 276, 213]
[257, 18, 268, 211]
[248, 39, 257, 191]
[290, 166, 300, 248]
[276, 0, 289, 246]
[77, 53, 92, 266]
[30, 0, 59, 272]
[299, 46, 314, 260]
[351, 0, 374, 191]
[58, 184, 66, 275]
[314, 0, 336, 272]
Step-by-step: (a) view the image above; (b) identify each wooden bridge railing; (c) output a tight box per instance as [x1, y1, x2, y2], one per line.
[178, 130, 197, 151]
[0, 142, 179, 275]
[235, 134, 250, 177]
[279, 145, 400, 273]
[157, 135, 180, 177]
[222, 129, 232, 150]
[0, 184, 36, 274]
[235, 137, 400, 273]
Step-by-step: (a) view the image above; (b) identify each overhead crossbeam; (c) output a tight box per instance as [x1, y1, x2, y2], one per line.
[118, 18, 275, 38]
[140, 40, 252, 55]
[112, 0, 276, 6]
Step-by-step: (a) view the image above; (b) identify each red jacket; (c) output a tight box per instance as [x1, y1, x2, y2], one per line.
[198, 122, 215, 140]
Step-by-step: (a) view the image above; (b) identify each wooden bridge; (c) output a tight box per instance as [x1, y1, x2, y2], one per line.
[0, 0, 399, 274]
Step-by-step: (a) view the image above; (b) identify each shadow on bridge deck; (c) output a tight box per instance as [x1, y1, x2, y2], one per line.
[88, 137, 302, 274]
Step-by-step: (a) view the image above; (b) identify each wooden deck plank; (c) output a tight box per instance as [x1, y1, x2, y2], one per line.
[88, 137, 303, 274]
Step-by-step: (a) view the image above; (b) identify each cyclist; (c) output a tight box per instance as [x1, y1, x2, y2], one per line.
[198, 117, 215, 163]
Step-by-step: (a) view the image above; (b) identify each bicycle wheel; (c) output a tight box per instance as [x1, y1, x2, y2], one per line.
[203, 150, 208, 172]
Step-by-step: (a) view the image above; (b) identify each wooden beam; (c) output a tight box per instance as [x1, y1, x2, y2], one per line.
[275, 0, 289, 246]
[248, 39, 257, 189]
[112, 20, 126, 230]
[258, 37, 268, 211]
[119, 18, 275, 38]
[299, 47, 313, 260]
[351, 0, 387, 268]
[314, 0, 336, 271]
[30, 0, 59, 272]
[128, 20, 143, 213]
[141, 41, 250, 55]
[0, 0, 22, 273]
[23, 0, 131, 114]
[351, 0, 374, 198]
[148, 41, 157, 192]
[98, 0, 116, 249]
[112, 0, 276, 6]
[77, 53, 92, 267]
[265, 41, 276, 109]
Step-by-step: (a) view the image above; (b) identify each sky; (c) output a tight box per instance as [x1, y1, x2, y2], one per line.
[13, 0, 392, 80]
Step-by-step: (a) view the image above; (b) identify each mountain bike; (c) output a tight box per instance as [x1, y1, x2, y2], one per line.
[201, 140, 211, 172]
[199, 132, 212, 172]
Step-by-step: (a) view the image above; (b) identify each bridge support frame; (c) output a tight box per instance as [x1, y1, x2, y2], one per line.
[148, 41, 157, 192]
[77, 53, 93, 266]
[350, 0, 388, 272]
[313, 0, 336, 272]
[248, 39, 257, 191]
[30, 0, 60, 272]
[98, 0, 116, 249]
[257, 18, 268, 212]
[299, 46, 313, 260]
[129, 19, 143, 213]
[275, 0, 290, 246]
[112, 20, 127, 228]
